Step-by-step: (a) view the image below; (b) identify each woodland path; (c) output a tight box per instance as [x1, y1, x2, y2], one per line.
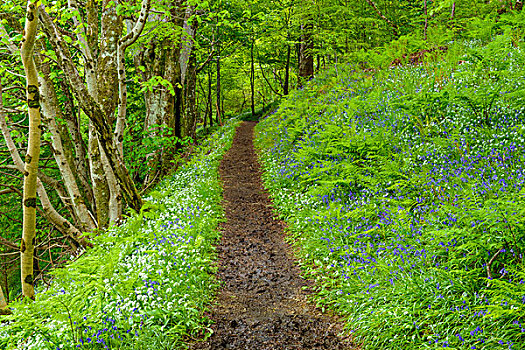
[190, 122, 355, 350]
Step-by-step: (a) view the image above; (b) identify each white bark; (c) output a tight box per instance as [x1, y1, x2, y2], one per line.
[99, 143, 122, 224]
[39, 69, 97, 232]
[21, 1, 42, 299]
[67, 0, 95, 64]
[88, 126, 110, 228]
[0, 285, 7, 308]
[39, 5, 143, 212]
[0, 81, 88, 249]
[144, 93, 164, 133]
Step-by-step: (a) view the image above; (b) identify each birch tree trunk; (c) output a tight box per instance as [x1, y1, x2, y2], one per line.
[100, 146, 121, 224]
[39, 5, 143, 212]
[58, 78, 94, 208]
[89, 128, 110, 228]
[0, 22, 93, 242]
[20, 0, 41, 300]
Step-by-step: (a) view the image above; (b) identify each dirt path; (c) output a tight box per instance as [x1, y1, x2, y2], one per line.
[191, 122, 355, 350]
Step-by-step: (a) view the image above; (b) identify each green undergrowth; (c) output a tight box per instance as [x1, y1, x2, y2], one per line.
[255, 38, 525, 349]
[236, 100, 281, 121]
[0, 119, 240, 350]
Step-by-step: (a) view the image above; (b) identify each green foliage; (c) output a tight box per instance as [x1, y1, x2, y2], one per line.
[140, 76, 176, 96]
[255, 36, 525, 349]
[236, 99, 280, 121]
[124, 121, 193, 184]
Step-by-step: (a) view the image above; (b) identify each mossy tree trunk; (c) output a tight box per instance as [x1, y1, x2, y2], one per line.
[298, 21, 314, 86]
[38, 61, 97, 232]
[0, 284, 9, 315]
[38, 4, 143, 213]
[139, 1, 200, 187]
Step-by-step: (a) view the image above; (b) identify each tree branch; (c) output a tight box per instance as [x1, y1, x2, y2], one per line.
[67, 0, 95, 63]
[196, 49, 216, 74]
[258, 60, 283, 97]
[487, 247, 504, 283]
[0, 22, 19, 54]
[0, 183, 22, 197]
[40, 5, 144, 212]
[364, 0, 398, 37]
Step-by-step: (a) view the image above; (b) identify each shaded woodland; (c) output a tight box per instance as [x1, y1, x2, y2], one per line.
[0, 0, 524, 348]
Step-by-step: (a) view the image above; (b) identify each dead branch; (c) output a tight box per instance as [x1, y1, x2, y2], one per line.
[487, 247, 504, 286]
[0, 236, 18, 251]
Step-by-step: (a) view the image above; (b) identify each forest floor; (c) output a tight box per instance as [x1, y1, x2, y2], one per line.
[190, 122, 356, 350]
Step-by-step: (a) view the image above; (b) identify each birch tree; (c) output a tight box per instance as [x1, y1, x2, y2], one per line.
[20, 0, 41, 300]
[0, 80, 89, 249]
[0, 0, 155, 296]
[37, 1, 143, 214]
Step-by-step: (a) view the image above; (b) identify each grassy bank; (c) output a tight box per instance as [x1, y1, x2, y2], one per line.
[255, 41, 525, 349]
[0, 119, 240, 350]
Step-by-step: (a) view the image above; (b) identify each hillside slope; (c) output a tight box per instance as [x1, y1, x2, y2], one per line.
[255, 42, 525, 349]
